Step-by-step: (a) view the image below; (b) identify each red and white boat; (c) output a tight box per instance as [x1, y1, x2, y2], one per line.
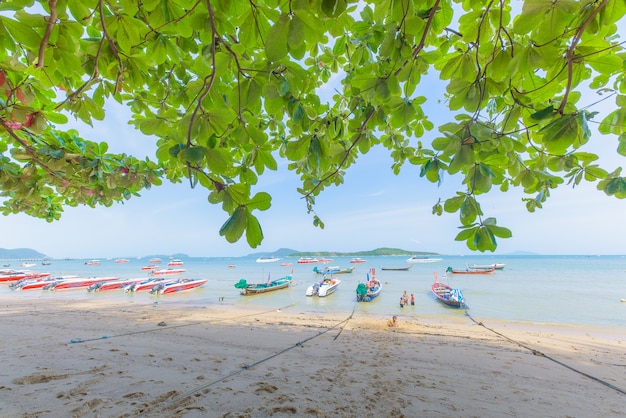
[297, 257, 319, 264]
[167, 259, 184, 266]
[10, 275, 81, 291]
[125, 278, 175, 292]
[141, 265, 160, 271]
[88, 277, 149, 292]
[149, 258, 162, 264]
[318, 258, 333, 263]
[150, 278, 208, 294]
[350, 258, 367, 264]
[85, 260, 101, 266]
[114, 259, 130, 264]
[43, 276, 120, 291]
[152, 268, 186, 276]
[0, 270, 51, 283]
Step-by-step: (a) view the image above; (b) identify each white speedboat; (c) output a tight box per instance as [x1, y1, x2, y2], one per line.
[306, 277, 341, 297]
[406, 256, 443, 263]
[256, 256, 281, 263]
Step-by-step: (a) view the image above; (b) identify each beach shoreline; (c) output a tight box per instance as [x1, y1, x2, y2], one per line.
[1, 298, 625, 417]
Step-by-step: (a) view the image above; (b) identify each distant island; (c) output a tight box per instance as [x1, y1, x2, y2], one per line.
[0, 247, 48, 259]
[250, 247, 440, 258]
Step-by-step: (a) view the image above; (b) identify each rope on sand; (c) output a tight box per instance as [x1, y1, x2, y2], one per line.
[464, 310, 626, 396]
[333, 302, 357, 341]
[144, 311, 355, 416]
[68, 303, 297, 344]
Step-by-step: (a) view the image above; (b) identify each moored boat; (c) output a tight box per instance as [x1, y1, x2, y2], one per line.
[381, 264, 413, 271]
[256, 256, 281, 263]
[141, 265, 160, 271]
[85, 259, 101, 266]
[114, 259, 130, 264]
[149, 278, 208, 294]
[432, 273, 466, 308]
[88, 277, 149, 292]
[297, 257, 319, 264]
[151, 268, 186, 276]
[447, 266, 495, 274]
[312, 266, 355, 275]
[406, 256, 443, 263]
[468, 263, 506, 270]
[125, 278, 175, 292]
[306, 276, 341, 297]
[43, 276, 119, 291]
[149, 258, 162, 264]
[0, 270, 51, 283]
[350, 257, 367, 264]
[20, 262, 36, 268]
[356, 268, 381, 302]
[10, 275, 81, 291]
[167, 259, 184, 266]
[234, 273, 293, 295]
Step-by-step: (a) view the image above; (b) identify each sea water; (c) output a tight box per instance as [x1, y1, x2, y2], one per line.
[1, 255, 625, 328]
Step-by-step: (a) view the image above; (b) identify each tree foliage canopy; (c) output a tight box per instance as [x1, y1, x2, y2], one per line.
[0, 0, 625, 251]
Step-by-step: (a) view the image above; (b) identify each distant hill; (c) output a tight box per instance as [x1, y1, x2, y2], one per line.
[250, 247, 440, 257]
[0, 247, 48, 259]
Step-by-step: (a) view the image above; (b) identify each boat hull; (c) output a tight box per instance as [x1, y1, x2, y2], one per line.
[152, 268, 186, 275]
[235, 276, 293, 295]
[407, 257, 443, 263]
[44, 276, 119, 291]
[151, 279, 208, 294]
[381, 264, 413, 271]
[256, 257, 281, 263]
[468, 263, 506, 270]
[306, 278, 341, 297]
[432, 282, 465, 308]
[447, 267, 495, 274]
[0, 271, 51, 283]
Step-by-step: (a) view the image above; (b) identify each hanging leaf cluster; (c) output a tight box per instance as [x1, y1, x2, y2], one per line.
[0, 0, 625, 251]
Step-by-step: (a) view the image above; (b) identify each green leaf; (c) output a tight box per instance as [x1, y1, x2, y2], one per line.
[473, 226, 497, 252]
[265, 14, 289, 61]
[455, 226, 477, 242]
[248, 192, 271, 211]
[443, 195, 464, 213]
[288, 15, 305, 51]
[539, 114, 579, 153]
[531, 105, 555, 120]
[460, 195, 478, 226]
[0, 16, 41, 50]
[219, 206, 247, 243]
[321, 0, 347, 18]
[245, 212, 264, 247]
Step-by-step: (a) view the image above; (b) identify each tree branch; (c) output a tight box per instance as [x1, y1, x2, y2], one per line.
[558, 0, 609, 114]
[35, 0, 58, 69]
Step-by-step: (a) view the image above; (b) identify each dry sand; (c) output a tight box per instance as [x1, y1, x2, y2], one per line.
[0, 298, 624, 417]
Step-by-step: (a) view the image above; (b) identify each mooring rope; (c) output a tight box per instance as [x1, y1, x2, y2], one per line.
[464, 310, 626, 396]
[143, 310, 356, 416]
[68, 303, 297, 344]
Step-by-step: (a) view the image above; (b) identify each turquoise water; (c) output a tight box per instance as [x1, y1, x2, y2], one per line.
[2, 255, 625, 327]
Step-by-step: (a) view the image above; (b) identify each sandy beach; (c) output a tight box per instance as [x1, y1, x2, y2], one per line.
[1, 298, 624, 418]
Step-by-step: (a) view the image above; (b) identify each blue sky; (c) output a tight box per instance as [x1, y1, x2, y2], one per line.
[2, 15, 626, 259]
